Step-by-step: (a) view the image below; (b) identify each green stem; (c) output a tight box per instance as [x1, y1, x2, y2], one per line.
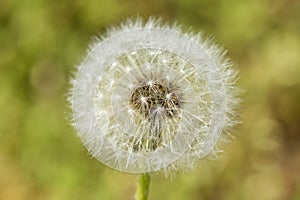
[135, 173, 151, 200]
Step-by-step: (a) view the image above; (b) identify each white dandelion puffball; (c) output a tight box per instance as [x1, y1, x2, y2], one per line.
[69, 18, 239, 174]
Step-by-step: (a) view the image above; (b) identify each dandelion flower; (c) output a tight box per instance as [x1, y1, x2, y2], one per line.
[69, 18, 239, 174]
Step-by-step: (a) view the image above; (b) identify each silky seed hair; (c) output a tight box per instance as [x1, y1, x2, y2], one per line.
[68, 18, 240, 175]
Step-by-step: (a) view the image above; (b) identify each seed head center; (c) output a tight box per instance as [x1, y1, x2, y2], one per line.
[130, 81, 181, 118]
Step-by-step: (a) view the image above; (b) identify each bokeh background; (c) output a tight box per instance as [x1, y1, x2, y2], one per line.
[1, 0, 300, 199]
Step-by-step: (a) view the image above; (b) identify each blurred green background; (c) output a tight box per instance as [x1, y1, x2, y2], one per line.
[1, 0, 300, 199]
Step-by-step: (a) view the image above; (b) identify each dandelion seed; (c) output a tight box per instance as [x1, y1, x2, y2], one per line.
[69, 18, 239, 174]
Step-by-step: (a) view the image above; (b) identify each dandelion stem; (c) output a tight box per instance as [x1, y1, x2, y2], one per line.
[135, 173, 151, 200]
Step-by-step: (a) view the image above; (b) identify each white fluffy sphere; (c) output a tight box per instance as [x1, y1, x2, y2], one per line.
[69, 18, 239, 174]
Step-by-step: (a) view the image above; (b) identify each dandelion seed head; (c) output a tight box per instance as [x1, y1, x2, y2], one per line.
[69, 18, 240, 174]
